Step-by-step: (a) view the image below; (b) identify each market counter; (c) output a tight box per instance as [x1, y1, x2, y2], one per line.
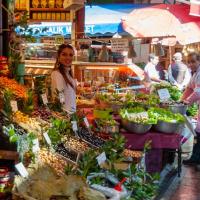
[122, 131, 182, 175]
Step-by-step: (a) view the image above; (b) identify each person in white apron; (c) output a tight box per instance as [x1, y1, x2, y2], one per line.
[182, 52, 200, 166]
[51, 44, 76, 113]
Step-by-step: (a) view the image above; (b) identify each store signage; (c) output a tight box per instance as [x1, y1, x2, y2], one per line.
[15, 163, 29, 178]
[157, 88, 171, 102]
[15, 23, 119, 37]
[111, 39, 129, 53]
[96, 152, 107, 166]
[10, 101, 18, 112]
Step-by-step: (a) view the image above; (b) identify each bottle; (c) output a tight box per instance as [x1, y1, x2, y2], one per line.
[48, 0, 55, 8]
[32, 0, 39, 8]
[41, 0, 47, 8]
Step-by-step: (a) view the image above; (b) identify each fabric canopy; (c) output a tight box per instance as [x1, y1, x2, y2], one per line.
[122, 4, 200, 45]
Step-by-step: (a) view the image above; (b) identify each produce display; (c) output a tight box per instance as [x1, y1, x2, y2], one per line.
[0, 77, 27, 99]
[120, 107, 155, 124]
[0, 71, 192, 200]
[62, 135, 90, 153]
[38, 148, 70, 176]
[148, 107, 185, 123]
[12, 111, 45, 134]
[32, 107, 52, 121]
[78, 127, 105, 148]
[152, 82, 182, 101]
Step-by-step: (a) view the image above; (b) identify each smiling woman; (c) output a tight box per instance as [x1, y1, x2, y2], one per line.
[51, 44, 77, 113]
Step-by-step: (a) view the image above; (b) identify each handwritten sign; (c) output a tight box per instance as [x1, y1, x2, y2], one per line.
[111, 39, 128, 53]
[41, 93, 48, 105]
[158, 88, 171, 102]
[15, 163, 28, 178]
[10, 101, 18, 112]
[43, 132, 51, 145]
[96, 152, 107, 166]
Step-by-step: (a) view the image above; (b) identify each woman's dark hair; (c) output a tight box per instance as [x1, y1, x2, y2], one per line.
[54, 44, 76, 91]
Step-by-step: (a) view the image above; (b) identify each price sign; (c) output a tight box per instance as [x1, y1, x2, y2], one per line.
[111, 38, 129, 53]
[32, 138, 40, 153]
[15, 162, 28, 178]
[71, 121, 78, 132]
[41, 93, 48, 105]
[96, 152, 107, 166]
[59, 93, 65, 104]
[55, 35, 64, 44]
[84, 117, 90, 128]
[43, 132, 51, 145]
[158, 88, 171, 102]
[10, 101, 18, 112]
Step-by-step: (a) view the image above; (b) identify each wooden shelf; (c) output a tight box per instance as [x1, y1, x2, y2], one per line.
[30, 8, 68, 12]
[29, 19, 70, 23]
[15, 8, 27, 11]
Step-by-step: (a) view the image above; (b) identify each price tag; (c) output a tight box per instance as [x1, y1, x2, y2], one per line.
[15, 162, 28, 178]
[96, 152, 107, 166]
[84, 117, 90, 128]
[71, 121, 78, 132]
[129, 112, 148, 119]
[41, 93, 48, 105]
[59, 93, 65, 104]
[157, 88, 171, 101]
[32, 138, 40, 153]
[10, 101, 18, 112]
[43, 132, 51, 145]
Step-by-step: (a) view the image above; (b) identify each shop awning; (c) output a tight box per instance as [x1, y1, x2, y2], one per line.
[122, 4, 200, 45]
[15, 4, 148, 37]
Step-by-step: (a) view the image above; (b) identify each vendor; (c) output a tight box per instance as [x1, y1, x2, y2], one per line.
[168, 52, 191, 91]
[51, 44, 76, 112]
[182, 52, 200, 166]
[144, 54, 166, 84]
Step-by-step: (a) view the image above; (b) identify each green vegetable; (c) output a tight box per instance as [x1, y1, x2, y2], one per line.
[187, 103, 198, 117]
[148, 107, 185, 123]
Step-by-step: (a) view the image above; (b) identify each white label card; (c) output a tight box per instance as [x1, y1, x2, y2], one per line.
[157, 88, 171, 101]
[59, 93, 65, 104]
[129, 112, 148, 119]
[32, 138, 40, 153]
[10, 101, 18, 112]
[71, 121, 78, 132]
[84, 117, 90, 128]
[15, 162, 28, 178]
[43, 132, 51, 145]
[96, 152, 107, 166]
[41, 93, 48, 105]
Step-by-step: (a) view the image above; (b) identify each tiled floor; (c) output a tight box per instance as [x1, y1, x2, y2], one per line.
[170, 166, 200, 200]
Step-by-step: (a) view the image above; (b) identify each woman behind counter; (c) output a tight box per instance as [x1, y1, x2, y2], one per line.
[51, 44, 76, 113]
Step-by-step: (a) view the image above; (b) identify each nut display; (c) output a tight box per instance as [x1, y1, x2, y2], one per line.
[39, 148, 70, 176]
[62, 136, 89, 153]
[123, 149, 142, 158]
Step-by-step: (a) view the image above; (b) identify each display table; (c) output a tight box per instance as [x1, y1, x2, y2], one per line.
[122, 131, 182, 176]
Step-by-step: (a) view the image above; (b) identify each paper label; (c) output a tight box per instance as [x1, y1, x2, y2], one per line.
[10, 101, 18, 112]
[41, 93, 48, 105]
[59, 93, 65, 104]
[15, 162, 28, 178]
[96, 152, 107, 166]
[84, 117, 90, 128]
[157, 88, 171, 101]
[32, 138, 40, 153]
[43, 132, 51, 145]
[71, 121, 78, 132]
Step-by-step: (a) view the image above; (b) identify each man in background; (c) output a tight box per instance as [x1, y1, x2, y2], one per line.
[168, 52, 191, 91]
